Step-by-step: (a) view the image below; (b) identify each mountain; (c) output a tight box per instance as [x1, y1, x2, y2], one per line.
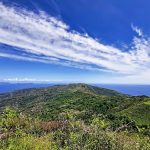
[0, 83, 126, 120]
[0, 83, 124, 109]
[1, 83, 150, 149]
[1, 83, 150, 127]
[1, 82, 150, 96]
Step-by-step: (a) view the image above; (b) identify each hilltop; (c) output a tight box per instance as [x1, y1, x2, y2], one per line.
[0, 83, 124, 111]
[0, 83, 150, 149]
[0, 83, 150, 126]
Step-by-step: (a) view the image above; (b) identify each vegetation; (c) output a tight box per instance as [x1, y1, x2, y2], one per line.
[0, 84, 150, 149]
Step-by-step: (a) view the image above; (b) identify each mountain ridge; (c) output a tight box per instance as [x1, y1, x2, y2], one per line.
[0, 83, 150, 127]
[1, 83, 150, 149]
[0, 83, 125, 97]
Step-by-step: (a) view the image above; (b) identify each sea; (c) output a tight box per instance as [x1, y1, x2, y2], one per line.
[95, 84, 150, 96]
[0, 83, 150, 96]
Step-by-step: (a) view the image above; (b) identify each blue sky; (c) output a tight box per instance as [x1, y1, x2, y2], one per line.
[0, 0, 150, 84]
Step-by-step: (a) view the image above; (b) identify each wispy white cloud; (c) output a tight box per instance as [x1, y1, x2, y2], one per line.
[2, 78, 62, 83]
[131, 24, 143, 37]
[0, 3, 150, 83]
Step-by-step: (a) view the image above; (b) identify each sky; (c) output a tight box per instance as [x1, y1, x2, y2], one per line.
[0, 0, 150, 84]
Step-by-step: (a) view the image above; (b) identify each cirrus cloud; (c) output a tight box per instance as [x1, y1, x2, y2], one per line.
[0, 2, 150, 83]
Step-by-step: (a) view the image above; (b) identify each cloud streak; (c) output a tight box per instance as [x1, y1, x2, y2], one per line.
[0, 2, 150, 81]
[2, 77, 62, 83]
[131, 24, 143, 37]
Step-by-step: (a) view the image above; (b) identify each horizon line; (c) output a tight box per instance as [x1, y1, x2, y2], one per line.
[0, 81, 150, 86]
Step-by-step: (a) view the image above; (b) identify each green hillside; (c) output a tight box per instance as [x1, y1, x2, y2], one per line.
[0, 83, 123, 112]
[0, 84, 150, 149]
[118, 100, 150, 126]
